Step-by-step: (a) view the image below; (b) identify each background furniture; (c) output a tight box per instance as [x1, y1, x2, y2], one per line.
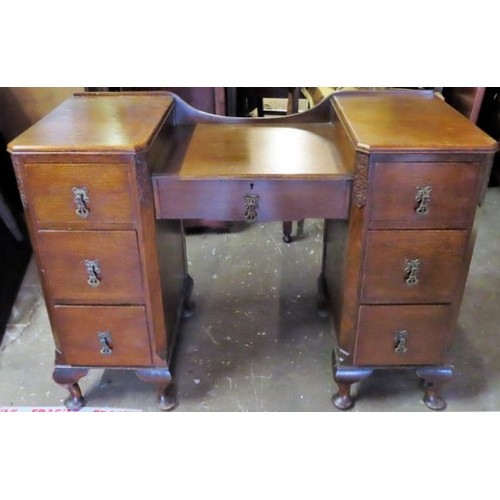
[86, 87, 226, 115]
[478, 87, 500, 186]
[229, 87, 300, 117]
[431, 87, 500, 186]
[0, 134, 31, 341]
[478, 88, 500, 185]
[442, 87, 486, 124]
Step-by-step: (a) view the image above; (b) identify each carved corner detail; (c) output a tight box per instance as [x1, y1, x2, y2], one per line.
[135, 154, 153, 207]
[11, 157, 28, 209]
[353, 153, 369, 208]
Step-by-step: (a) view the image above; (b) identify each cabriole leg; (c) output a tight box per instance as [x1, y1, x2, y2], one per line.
[332, 365, 373, 411]
[136, 367, 176, 411]
[416, 366, 453, 411]
[53, 366, 89, 411]
[332, 381, 354, 410]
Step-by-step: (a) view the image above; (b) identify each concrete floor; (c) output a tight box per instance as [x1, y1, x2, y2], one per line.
[1, 188, 499, 412]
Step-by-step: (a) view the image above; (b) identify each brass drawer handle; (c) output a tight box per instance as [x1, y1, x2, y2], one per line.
[404, 258, 421, 286]
[98, 331, 113, 355]
[415, 185, 432, 215]
[244, 193, 260, 222]
[84, 259, 101, 287]
[72, 187, 90, 218]
[394, 330, 409, 354]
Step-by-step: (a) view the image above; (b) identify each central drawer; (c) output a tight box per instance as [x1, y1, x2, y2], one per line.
[37, 230, 145, 304]
[361, 229, 467, 304]
[52, 305, 151, 367]
[153, 178, 351, 221]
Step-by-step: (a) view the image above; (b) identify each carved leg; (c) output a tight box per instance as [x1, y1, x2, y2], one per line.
[332, 365, 373, 410]
[316, 273, 328, 318]
[136, 368, 176, 411]
[282, 221, 293, 243]
[182, 274, 195, 319]
[333, 381, 354, 410]
[53, 367, 89, 411]
[416, 366, 453, 411]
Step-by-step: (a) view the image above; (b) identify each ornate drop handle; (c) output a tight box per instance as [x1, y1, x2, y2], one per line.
[244, 194, 260, 222]
[415, 185, 432, 215]
[98, 331, 113, 355]
[72, 187, 90, 218]
[84, 259, 101, 287]
[394, 330, 409, 354]
[404, 258, 421, 287]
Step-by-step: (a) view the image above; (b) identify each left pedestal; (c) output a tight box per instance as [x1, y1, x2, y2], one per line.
[8, 93, 185, 410]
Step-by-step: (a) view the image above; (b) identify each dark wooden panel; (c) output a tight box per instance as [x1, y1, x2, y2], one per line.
[53, 305, 151, 366]
[322, 218, 349, 337]
[156, 219, 186, 354]
[354, 305, 452, 365]
[37, 230, 144, 304]
[361, 230, 468, 304]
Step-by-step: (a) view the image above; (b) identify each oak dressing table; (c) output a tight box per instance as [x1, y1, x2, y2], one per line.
[7, 90, 497, 410]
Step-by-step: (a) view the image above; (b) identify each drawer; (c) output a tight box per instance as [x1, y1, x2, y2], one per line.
[23, 163, 135, 227]
[361, 230, 467, 304]
[369, 162, 480, 229]
[153, 178, 351, 221]
[52, 305, 151, 367]
[354, 305, 452, 366]
[37, 230, 144, 304]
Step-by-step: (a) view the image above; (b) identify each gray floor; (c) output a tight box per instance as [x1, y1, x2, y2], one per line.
[1, 188, 499, 412]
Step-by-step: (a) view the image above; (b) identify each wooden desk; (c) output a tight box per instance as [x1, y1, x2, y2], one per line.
[7, 90, 497, 411]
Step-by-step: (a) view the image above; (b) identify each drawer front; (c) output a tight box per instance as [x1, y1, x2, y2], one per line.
[354, 305, 452, 366]
[37, 230, 144, 304]
[53, 305, 151, 366]
[369, 162, 480, 229]
[154, 178, 351, 221]
[24, 163, 135, 227]
[361, 230, 467, 304]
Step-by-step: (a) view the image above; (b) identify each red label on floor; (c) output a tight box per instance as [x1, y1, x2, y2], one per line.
[0, 407, 141, 412]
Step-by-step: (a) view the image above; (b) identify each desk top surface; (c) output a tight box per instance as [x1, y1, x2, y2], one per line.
[8, 91, 498, 161]
[8, 94, 175, 154]
[333, 91, 498, 153]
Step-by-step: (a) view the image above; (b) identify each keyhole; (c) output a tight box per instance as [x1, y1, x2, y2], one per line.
[250, 183, 254, 190]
